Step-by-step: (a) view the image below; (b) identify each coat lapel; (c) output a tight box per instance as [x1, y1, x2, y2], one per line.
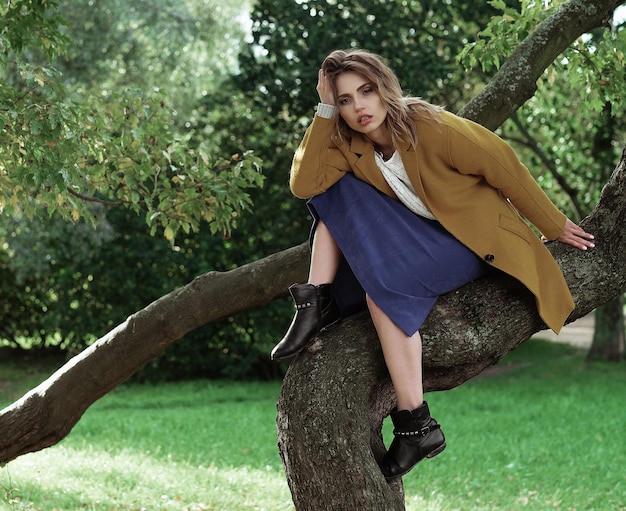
[349, 134, 395, 196]
[348, 134, 428, 203]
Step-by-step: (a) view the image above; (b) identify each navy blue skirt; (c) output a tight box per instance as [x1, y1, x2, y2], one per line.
[307, 173, 491, 337]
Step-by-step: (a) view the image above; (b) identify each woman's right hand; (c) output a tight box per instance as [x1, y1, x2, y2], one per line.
[316, 69, 335, 105]
[556, 218, 595, 251]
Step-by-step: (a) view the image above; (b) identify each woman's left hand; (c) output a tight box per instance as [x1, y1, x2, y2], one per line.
[556, 219, 595, 251]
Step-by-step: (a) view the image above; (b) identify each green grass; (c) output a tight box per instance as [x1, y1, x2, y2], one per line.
[1, 379, 291, 511]
[1, 340, 625, 510]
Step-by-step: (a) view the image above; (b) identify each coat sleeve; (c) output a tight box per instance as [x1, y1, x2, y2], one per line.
[444, 113, 566, 240]
[289, 115, 352, 199]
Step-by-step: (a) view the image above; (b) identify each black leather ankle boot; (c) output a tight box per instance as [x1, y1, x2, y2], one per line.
[270, 283, 340, 361]
[380, 401, 446, 480]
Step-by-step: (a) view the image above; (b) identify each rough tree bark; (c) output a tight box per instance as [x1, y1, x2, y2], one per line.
[0, 0, 624, 510]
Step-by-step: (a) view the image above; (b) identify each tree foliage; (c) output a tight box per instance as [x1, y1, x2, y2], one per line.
[0, 0, 263, 241]
[0, 0, 278, 377]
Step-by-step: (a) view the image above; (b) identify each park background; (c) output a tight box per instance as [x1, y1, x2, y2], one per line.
[1, 0, 625, 509]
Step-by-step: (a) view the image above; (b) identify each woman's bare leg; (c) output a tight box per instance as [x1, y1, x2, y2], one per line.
[367, 295, 446, 479]
[366, 295, 423, 410]
[308, 220, 342, 284]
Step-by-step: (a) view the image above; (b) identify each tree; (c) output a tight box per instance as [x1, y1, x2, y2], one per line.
[1, 4, 625, 511]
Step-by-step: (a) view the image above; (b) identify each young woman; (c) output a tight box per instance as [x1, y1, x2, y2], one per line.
[270, 49, 594, 480]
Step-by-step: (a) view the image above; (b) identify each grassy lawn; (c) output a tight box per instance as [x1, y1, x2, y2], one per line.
[1, 339, 625, 511]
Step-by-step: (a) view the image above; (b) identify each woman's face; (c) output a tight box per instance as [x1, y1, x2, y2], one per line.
[335, 71, 388, 139]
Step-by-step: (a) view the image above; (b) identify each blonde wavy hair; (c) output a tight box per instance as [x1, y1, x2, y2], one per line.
[321, 49, 442, 148]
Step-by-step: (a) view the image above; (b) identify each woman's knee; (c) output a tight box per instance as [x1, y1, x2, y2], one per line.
[312, 221, 342, 258]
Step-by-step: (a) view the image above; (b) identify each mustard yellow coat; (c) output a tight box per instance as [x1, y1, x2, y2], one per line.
[290, 110, 574, 333]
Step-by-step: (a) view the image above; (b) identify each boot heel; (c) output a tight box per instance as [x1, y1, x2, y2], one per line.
[426, 441, 446, 459]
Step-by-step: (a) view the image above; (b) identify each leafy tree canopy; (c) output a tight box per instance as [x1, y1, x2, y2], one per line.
[0, 0, 263, 243]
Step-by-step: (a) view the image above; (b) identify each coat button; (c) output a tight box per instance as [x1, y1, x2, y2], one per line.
[484, 253, 495, 263]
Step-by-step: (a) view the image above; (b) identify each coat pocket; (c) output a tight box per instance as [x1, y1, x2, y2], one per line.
[498, 213, 532, 246]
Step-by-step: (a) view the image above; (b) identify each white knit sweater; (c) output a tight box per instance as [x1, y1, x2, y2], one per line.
[374, 151, 436, 220]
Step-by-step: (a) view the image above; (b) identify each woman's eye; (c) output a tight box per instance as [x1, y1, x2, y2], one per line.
[363, 88, 373, 95]
[339, 97, 350, 105]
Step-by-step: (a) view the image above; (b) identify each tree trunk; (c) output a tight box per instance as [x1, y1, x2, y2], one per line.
[586, 295, 625, 361]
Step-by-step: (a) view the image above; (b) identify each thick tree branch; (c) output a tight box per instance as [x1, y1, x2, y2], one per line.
[0, 243, 309, 464]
